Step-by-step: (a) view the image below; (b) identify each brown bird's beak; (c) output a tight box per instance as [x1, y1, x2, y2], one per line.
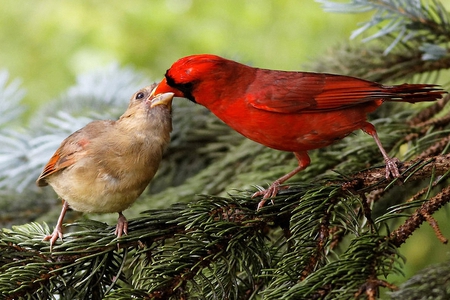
[149, 92, 175, 109]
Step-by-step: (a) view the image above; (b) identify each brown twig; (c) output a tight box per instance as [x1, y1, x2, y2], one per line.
[423, 212, 448, 244]
[408, 94, 450, 126]
[390, 185, 450, 247]
[343, 153, 450, 191]
[416, 134, 450, 159]
[355, 278, 398, 300]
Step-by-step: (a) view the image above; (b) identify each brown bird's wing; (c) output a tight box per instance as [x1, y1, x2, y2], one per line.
[249, 71, 384, 113]
[36, 121, 112, 186]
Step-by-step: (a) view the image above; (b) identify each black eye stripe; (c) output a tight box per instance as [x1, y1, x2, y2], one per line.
[166, 73, 197, 103]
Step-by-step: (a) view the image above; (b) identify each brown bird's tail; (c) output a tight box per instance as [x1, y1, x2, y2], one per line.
[383, 83, 447, 103]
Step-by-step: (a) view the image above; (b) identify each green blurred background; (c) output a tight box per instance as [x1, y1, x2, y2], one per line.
[1, 0, 450, 293]
[0, 0, 373, 114]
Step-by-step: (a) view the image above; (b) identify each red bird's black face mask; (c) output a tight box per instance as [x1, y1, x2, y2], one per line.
[164, 70, 198, 103]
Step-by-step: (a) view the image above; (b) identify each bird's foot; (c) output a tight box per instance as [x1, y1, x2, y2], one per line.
[384, 157, 401, 179]
[114, 213, 128, 238]
[43, 225, 64, 251]
[114, 213, 128, 251]
[252, 181, 288, 210]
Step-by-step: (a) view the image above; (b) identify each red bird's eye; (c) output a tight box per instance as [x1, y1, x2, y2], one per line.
[136, 92, 145, 100]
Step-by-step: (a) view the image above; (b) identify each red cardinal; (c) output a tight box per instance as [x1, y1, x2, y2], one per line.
[151, 54, 445, 209]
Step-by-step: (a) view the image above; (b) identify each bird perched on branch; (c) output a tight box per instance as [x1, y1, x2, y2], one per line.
[36, 86, 174, 250]
[150, 54, 446, 209]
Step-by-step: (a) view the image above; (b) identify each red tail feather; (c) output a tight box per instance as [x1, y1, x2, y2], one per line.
[382, 84, 445, 103]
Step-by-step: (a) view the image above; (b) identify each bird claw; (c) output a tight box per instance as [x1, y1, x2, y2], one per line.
[252, 187, 277, 200]
[114, 213, 128, 238]
[384, 157, 401, 179]
[252, 182, 289, 210]
[43, 226, 64, 251]
[114, 213, 128, 251]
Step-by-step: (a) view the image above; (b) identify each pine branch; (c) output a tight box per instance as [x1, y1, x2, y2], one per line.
[389, 184, 450, 246]
[312, 0, 450, 82]
[389, 259, 450, 299]
[1, 145, 449, 299]
[308, 43, 450, 82]
[318, 0, 450, 54]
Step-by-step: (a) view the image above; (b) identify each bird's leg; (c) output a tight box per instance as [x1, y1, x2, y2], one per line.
[253, 151, 311, 210]
[114, 212, 128, 237]
[362, 123, 400, 178]
[44, 200, 69, 251]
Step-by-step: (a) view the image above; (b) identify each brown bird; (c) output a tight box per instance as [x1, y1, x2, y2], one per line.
[36, 86, 174, 250]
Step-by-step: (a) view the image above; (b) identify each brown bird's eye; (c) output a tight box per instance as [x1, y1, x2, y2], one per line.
[136, 92, 145, 100]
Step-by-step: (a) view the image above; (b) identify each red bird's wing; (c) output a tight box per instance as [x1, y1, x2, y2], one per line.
[249, 71, 384, 113]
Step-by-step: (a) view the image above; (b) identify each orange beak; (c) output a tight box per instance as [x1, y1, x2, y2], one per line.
[150, 77, 184, 98]
[149, 92, 175, 109]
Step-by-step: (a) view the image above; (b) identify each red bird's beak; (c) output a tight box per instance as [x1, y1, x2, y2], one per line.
[150, 78, 184, 98]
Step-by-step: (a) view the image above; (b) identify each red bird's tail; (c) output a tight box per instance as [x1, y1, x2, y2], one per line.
[382, 83, 446, 103]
